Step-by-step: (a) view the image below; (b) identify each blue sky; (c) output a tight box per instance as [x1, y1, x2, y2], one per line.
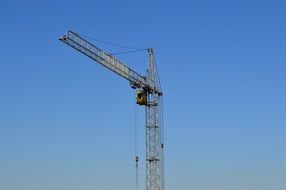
[0, 0, 285, 190]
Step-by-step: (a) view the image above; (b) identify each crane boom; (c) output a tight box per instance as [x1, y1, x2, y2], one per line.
[59, 30, 161, 94]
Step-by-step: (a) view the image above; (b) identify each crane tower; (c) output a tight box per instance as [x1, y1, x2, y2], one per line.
[59, 30, 164, 190]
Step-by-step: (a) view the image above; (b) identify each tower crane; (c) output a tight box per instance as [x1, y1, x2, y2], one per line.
[59, 30, 164, 190]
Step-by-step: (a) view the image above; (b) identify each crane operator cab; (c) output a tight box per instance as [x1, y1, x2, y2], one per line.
[136, 89, 147, 105]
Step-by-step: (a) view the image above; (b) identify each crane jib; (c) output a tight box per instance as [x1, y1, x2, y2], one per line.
[59, 30, 162, 95]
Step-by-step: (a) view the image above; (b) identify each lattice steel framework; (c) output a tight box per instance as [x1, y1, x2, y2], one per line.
[145, 48, 161, 190]
[59, 30, 163, 190]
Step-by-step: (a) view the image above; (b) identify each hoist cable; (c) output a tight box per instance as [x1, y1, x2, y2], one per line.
[134, 91, 139, 190]
[160, 96, 165, 190]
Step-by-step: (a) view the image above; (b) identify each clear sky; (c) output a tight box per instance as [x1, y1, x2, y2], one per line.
[0, 0, 285, 190]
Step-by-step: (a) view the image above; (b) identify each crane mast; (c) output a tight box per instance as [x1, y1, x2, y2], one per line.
[59, 30, 164, 190]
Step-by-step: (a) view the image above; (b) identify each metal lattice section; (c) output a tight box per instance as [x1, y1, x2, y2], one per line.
[59, 30, 145, 86]
[146, 92, 161, 190]
[145, 49, 162, 190]
[59, 30, 161, 94]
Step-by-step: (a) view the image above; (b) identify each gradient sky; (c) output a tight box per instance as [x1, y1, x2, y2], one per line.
[0, 0, 285, 190]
